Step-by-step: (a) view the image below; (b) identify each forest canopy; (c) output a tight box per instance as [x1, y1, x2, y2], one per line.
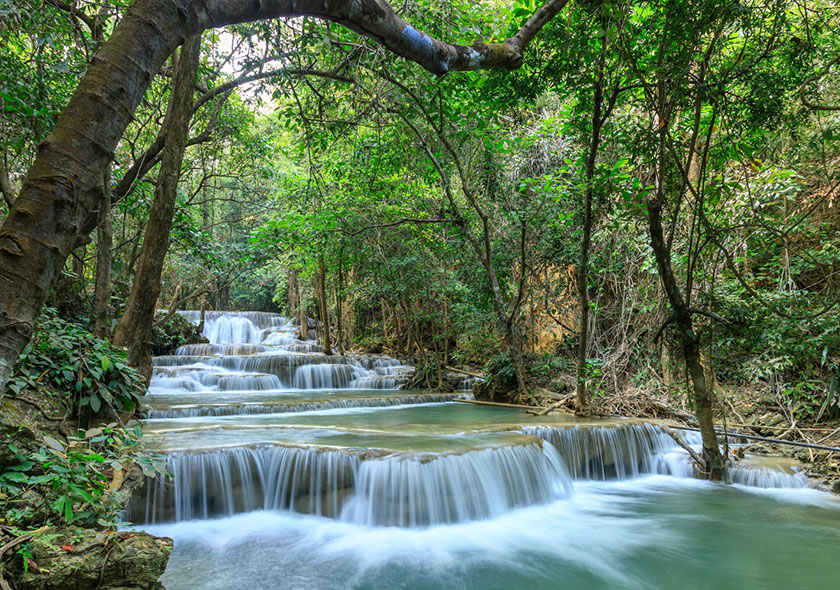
[1, 0, 839, 479]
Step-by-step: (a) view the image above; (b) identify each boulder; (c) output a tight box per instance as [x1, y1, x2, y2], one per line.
[4, 528, 172, 590]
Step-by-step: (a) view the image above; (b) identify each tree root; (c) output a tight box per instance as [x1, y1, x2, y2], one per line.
[11, 393, 71, 422]
[0, 532, 33, 590]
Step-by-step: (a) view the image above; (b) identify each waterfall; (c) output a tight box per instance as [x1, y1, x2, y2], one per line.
[150, 353, 404, 391]
[175, 344, 269, 356]
[131, 446, 360, 523]
[520, 423, 683, 480]
[342, 442, 573, 527]
[137, 309, 816, 540]
[129, 441, 572, 526]
[146, 394, 460, 419]
[293, 364, 358, 389]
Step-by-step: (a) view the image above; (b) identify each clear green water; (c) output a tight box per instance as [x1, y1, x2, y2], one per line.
[141, 401, 621, 452]
[143, 401, 606, 434]
[143, 425, 541, 453]
[145, 388, 436, 407]
[142, 476, 840, 590]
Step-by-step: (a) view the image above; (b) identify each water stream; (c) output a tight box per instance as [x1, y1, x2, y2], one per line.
[133, 311, 840, 589]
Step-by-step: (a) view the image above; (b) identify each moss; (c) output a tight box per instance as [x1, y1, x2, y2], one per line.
[4, 527, 172, 590]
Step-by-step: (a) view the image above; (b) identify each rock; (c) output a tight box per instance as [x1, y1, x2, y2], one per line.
[5, 528, 172, 590]
[0, 394, 70, 469]
[832, 480, 840, 495]
[548, 375, 575, 392]
[756, 413, 786, 428]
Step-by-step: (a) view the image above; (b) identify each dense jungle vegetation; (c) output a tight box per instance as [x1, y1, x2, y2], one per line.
[0, 0, 839, 582]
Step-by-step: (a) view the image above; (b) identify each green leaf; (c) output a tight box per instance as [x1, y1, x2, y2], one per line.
[8, 460, 34, 471]
[1, 472, 30, 483]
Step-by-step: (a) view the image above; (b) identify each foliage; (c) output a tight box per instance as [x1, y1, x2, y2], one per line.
[2, 0, 839, 420]
[0, 423, 166, 528]
[6, 310, 145, 415]
[150, 313, 202, 356]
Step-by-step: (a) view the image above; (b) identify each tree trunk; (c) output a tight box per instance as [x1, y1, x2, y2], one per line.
[198, 300, 206, 334]
[575, 54, 607, 417]
[335, 252, 345, 355]
[647, 98, 724, 481]
[287, 267, 298, 318]
[299, 282, 308, 341]
[93, 168, 113, 339]
[505, 321, 530, 402]
[72, 245, 86, 278]
[112, 35, 202, 383]
[317, 254, 332, 355]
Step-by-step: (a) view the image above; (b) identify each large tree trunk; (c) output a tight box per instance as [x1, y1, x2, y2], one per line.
[0, 0, 564, 391]
[505, 321, 530, 401]
[93, 169, 113, 339]
[112, 35, 201, 383]
[317, 254, 332, 355]
[483, 246, 529, 401]
[335, 251, 345, 355]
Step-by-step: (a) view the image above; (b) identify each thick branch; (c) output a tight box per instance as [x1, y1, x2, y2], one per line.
[653, 307, 730, 343]
[800, 56, 840, 112]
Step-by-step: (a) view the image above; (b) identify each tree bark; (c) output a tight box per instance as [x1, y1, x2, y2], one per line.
[0, 0, 566, 391]
[299, 281, 309, 341]
[647, 87, 724, 480]
[335, 250, 345, 355]
[575, 50, 607, 417]
[112, 34, 202, 383]
[317, 254, 332, 355]
[0, 155, 14, 210]
[93, 168, 113, 339]
[71, 245, 86, 278]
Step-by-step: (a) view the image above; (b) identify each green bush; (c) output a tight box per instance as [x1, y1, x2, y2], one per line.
[452, 332, 502, 366]
[353, 334, 386, 353]
[151, 312, 202, 356]
[6, 310, 145, 415]
[712, 291, 840, 420]
[0, 424, 166, 528]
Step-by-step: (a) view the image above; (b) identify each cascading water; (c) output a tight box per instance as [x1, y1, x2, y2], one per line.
[342, 442, 573, 527]
[134, 310, 839, 590]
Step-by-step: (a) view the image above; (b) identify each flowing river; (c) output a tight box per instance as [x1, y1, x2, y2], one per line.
[132, 311, 840, 589]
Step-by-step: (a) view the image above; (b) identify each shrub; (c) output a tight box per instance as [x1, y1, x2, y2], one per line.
[6, 310, 145, 415]
[0, 423, 166, 528]
[151, 312, 202, 356]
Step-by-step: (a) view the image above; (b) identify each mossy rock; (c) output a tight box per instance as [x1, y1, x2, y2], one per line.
[5, 528, 172, 590]
[0, 394, 69, 469]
